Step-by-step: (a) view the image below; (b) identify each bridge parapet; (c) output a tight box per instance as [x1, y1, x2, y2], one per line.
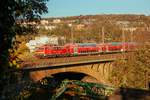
[21, 53, 128, 69]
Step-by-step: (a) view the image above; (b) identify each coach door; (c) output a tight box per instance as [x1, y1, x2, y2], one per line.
[73, 47, 78, 56]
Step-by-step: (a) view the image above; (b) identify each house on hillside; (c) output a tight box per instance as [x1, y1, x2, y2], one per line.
[36, 25, 56, 30]
[53, 19, 61, 23]
[116, 21, 130, 27]
[40, 20, 49, 25]
[75, 24, 85, 30]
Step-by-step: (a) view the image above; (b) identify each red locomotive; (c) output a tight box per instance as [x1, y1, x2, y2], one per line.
[34, 42, 136, 58]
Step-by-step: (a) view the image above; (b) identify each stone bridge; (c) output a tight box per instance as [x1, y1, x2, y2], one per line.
[29, 59, 114, 84]
[19, 52, 132, 84]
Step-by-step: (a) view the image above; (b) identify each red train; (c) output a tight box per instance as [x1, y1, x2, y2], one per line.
[34, 42, 136, 58]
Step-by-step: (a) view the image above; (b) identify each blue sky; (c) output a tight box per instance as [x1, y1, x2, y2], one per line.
[43, 0, 150, 18]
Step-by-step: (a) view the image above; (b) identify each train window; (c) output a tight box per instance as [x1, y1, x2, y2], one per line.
[53, 47, 57, 50]
[53, 46, 63, 50]
[37, 47, 44, 50]
[58, 47, 60, 49]
[45, 47, 48, 50]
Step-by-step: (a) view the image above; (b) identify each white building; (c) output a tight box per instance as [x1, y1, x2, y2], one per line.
[40, 20, 49, 25]
[44, 25, 56, 30]
[26, 35, 59, 52]
[36, 25, 56, 30]
[53, 19, 61, 23]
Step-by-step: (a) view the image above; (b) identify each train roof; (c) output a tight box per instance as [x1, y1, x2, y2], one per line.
[78, 43, 97, 47]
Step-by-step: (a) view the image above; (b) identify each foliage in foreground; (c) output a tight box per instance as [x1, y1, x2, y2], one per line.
[0, 0, 49, 98]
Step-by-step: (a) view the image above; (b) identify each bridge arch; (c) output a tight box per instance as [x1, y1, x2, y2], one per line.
[29, 62, 112, 84]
